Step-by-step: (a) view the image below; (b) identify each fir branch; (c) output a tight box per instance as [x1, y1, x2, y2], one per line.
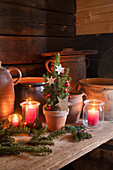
[48, 129, 66, 139]
[0, 145, 52, 155]
[26, 140, 54, 146]
[65, 125, 92, 142]
[31, 126, 48, 140]
[5, 125, 30, 136]
[0, 119, 8, 129]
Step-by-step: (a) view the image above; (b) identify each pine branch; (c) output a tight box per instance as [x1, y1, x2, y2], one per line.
[31, 126, 48, 140]
[65, 125, 92, 142]
[48, 129, 66, 139]
[26, 140, 54, 146]
[0, 145, 52, 155]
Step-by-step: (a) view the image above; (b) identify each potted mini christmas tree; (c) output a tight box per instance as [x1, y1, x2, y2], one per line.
[43, 53, 72, 131]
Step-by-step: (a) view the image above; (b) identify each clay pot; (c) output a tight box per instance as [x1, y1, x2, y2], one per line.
[43, 106, 69, 131]
[79, 78, 113, 120]
[0, 62, 22, 120]
[67, 90, 85, 124]
[45, 55, 86, 88]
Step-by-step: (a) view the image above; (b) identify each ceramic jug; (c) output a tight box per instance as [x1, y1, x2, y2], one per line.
[0, 61, 22, 120]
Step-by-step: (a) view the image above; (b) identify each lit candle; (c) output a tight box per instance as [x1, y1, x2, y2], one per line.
[20, 101, 40, 124]
[8, 114, 22, 127]
[87, 107, 99, 126]
[25, 102, 37, 123]
[12, 114, 19, 127]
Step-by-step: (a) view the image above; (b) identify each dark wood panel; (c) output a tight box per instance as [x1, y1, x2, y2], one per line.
[75, 33, 113, 78]
[0, 36, 75, 64]
[46, 37, 75, 52]
[0, 36, 47, 64]
[1, 0, 75, 14]
[4, 63, 45, 77]
[0, 3, 75, 36]
[0, 22, 75, 37]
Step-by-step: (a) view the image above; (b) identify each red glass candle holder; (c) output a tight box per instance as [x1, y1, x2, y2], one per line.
[20, 101, 40, 123]
[83, 99, 104, 128]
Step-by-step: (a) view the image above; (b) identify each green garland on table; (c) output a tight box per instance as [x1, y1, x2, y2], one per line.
[65, 125, 92, 142]
[0, 119, 92, 156]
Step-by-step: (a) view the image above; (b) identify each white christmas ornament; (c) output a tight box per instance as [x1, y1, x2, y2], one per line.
[56, 96, 72, 110]
[46, 76, 55, 86]
[55, 64, 64, 75]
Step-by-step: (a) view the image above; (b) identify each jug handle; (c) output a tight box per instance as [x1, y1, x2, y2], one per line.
[45, 59, 54, 73]
[8, 67, 22, 85]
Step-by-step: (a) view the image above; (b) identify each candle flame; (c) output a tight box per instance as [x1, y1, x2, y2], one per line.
[13, 114, 18, 122]
[26, 97, 32, 102]
[91, 107, 95, 112]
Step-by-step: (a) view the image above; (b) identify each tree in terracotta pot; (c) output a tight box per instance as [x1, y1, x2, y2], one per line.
[43, 53, 72, 131]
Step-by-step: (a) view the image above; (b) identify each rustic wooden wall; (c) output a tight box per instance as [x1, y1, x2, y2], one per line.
[0, 0, 76, 77]
[76, 0, 113, 35]
[75, 0, 113, 78]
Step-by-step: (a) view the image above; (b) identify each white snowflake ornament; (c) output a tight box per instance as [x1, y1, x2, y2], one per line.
[55, 64, 64, 75]
[46, 76, 55, 86]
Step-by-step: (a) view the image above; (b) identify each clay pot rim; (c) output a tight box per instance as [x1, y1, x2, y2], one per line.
[43, 105, 69, 117]
[79, 78, 113, 89]
[13, 77, 45, 85]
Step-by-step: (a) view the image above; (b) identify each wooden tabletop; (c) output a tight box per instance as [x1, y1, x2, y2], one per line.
[0, 121, 113, 170]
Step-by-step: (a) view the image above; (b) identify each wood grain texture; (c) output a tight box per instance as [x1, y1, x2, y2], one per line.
[0, 3, 75, 36]
[76, 0, 113, 10]
[1, 0, 75, 14]
[0, 36, 75, 64]
[76, 0, 113, 35]
[0, 121, 113, 170]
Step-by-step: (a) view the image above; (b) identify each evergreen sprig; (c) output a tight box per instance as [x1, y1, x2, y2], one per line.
[0, 145, 52, 156]
[0, 119, 51, 155]
[0, 119, 92, 156]
[48, 129, 66, 139]
[65, 125, 92, 142]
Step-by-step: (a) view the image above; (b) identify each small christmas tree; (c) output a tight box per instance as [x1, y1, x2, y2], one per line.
[43, 53, 72, 111]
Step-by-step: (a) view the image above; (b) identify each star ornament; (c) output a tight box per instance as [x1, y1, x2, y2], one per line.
[46, 76, 55, 86]
[56, 96, 72, 111]
[55, 64, 65, 75]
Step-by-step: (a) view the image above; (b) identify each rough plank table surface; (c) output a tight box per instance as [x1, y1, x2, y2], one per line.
[0, 121, 113, 170]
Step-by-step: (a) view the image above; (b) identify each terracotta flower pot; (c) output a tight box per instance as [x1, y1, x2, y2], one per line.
[67, 90, 85, 124]
[43, 106, 69, 131]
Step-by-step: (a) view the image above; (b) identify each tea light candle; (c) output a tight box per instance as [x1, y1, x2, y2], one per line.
[20, 101, 40, 123]
[8, 114, 22, 127]
[87, 107, 99, 126]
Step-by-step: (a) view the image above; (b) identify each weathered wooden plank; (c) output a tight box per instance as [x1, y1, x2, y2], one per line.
[76, 0, 113, 10]
[1, 0, 75, 14]
[0, 36, 75, 64]
[0, 121, 113, 170]
[76, 21, 113, 35]
[0, 23, 75, 37]
[0, 36, 47, 64]
[4, 63, 45, 77]
[76, 4, 113, 25]
[76, 3, 113, 19]
[0, 3, 75, 36]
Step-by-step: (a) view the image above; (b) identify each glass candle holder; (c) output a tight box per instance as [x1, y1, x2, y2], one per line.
[83, 99, 104, 128]
[20, 101, 40, 123]
[8, 113, 22, 127]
